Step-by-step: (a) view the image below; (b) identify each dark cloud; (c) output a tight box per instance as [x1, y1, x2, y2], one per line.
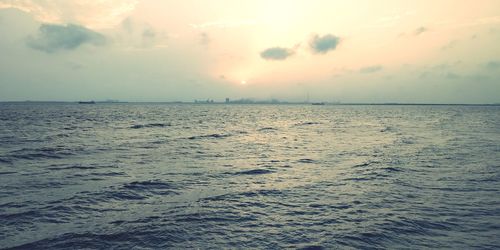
[414, 26, 428, 36]
[309, 34, 340, 54]
[260, 47, 294, 60]
[27, 23, 105, 53]
[360, 65, 383, 73]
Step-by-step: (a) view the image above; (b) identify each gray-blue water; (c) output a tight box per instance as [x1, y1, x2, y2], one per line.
[1, 103, 499, 249]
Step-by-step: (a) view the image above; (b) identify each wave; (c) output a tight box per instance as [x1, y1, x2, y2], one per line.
[381, 167, 402, 172]
[203, 189, 283, 202]
[293, 121, 322, 126]
[297, 158, 317, 164]
[47, 164, 99, 171]
[380, 126, 396, 132]
[187, 133, 231, 140]
[341, 176, 377, 182]
[10, 147, 78, 161]
[381, 217, 457, 237]
[0, 171, 17, 175]
[233, 169, 275, 175]
[102, 180, 180, 201]
[395, 137, 415, 145]
[123, 180, 175, 190]
[351, 161, 384, 168]
[352, 162, 372, 168]
[7, 230, 170, 249]
[174, 210, 257, 223]
[90, 172, 126, 177]
[0, 157, 13, 164]
[257, 127, 278, 132]
[130, 123, 171, 129]
[103, 190, 148, 201]
[298, 245, 326, 250]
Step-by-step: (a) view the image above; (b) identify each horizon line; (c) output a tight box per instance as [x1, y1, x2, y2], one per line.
[1, 101, 499, 106]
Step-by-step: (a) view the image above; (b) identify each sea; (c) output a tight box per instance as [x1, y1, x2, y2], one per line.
[0, 103, 499, 249]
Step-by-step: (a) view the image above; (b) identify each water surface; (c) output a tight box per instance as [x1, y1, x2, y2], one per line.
[1, 103, 499, 249]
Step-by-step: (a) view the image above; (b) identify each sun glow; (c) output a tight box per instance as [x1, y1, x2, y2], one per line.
[240, 80, 247, 85]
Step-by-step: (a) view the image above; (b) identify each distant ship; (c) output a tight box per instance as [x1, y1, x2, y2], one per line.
[311, 102, 325, 105]
[78, 101, 96, 104]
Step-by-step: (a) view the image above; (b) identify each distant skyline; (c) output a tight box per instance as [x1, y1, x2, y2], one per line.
[1, 0, 500, 103]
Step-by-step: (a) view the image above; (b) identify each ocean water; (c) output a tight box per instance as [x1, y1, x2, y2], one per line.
[0, 103, 499, 249]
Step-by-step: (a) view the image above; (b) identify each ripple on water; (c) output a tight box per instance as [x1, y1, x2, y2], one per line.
[232, 169, 275, 175]
[297, 158, 317, 164]
[0, 171, 16, 175]
[351, 161, 379, 168]
[10, 146, 80, 161]
[9, 230, 178, 249]
[130, 123, 171, 129]
[47, 164, 99, 171]
[106, 180, 180, 201]
[0, 157, 13, 164]
[257, 127, 278, 132]
[293, 121, 322, 127]
[187, 133, 231, 140]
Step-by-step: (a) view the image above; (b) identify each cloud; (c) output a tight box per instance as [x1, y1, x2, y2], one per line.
[200, 32, 210, 45]
[66, 61, 83, 70]
[485, 60, 500, 70]
[414, 26, 428, 36]
[116, 17, 167, 49]
[430, 63, 451, 71]
[360, 65, 383, 73]
[260, 47, 294, 60]
[442, 40, 458, 50]
[142, 28, 155, 38]
[140, 27, 156, 47]
[454, 16, 500, 29]
[121, 17, 133, 33]
[309, 34, 340, 54]
[27, 23, 105, 53]
[0, 0, 139, 29]
[190, 19, 258, 29]
[445, 72, 461, 80]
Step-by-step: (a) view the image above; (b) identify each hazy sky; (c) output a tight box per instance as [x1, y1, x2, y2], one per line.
[0, 0, 499, 103]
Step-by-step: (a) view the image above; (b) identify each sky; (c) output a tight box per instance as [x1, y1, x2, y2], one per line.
[0, 0, 499, 103]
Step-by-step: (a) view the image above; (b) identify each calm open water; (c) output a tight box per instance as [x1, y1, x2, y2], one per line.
[0, 103, 499, 249]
